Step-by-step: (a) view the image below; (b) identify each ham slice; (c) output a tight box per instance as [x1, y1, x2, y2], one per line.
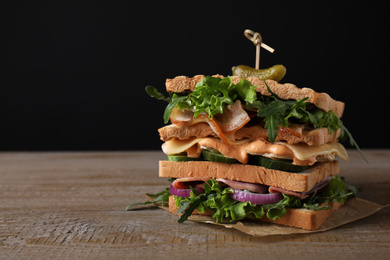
[172, 176, 330, 199]
[269, 177, 331, 199]
[216, 178, 267, 194]
[172, 177, 211, 189]
[172, 177, 267, 194]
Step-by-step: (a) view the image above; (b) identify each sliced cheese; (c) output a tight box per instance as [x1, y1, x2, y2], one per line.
[162, 137, 201, 155]
[277, 141, 349, 161]
[162, 137, 349, 165]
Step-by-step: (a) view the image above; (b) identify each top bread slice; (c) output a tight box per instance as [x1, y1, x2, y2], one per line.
[165, 75, 345, 118]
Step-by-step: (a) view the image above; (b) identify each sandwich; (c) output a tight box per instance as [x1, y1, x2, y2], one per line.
[140, 74, 359, 230]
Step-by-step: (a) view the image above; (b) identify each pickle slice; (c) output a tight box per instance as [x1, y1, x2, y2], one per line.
[201, 150, 239, 164]
[248, 155, 308, 173]
[167, 155, 203, 162]
[232, 64, 286, 81]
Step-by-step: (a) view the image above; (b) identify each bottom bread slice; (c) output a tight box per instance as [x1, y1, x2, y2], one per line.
[168, 195, 342, 230]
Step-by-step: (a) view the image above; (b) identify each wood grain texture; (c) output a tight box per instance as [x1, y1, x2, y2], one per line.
[0, 150, 389, 259]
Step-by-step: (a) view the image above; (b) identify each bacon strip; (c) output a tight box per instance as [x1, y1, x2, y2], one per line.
[195, 114, 231, 145]
[169, 107, 194, 126]
[214, 100, 250, 133]
[278, 126, 302, 138]
[168, 100, 250, 145]
[268, 186, 308, 199]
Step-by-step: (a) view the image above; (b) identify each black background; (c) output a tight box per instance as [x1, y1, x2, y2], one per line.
[0, 1, 389, 151]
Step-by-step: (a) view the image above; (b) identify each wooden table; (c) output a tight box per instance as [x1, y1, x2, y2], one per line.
[0, 150, 389, 259]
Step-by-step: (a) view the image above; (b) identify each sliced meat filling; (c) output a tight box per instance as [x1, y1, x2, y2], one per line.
[172, 177, 330, 199]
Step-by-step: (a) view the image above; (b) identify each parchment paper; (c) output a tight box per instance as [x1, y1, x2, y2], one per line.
[184, 198, 388, 236]
[145, 196, 388, 237]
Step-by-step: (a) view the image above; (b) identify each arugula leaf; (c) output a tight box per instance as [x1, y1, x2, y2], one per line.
[145, 85, 187, 124]
[250, 81, 352, 145]
[263, 194, 302, 220]
[263, 115, 280, 143]
[125, 179, 176, 210]
[318, 175, 353, 203]
[257, 99, 288, 118]
[125, 187, 171, 210]
[163, 94, 187, 124]
[177, 191, 208, 223]
[302, 175, 358, 209]
[145, 86, 171, 102]
[283, 98, 309, 121]
[303, 202, 330, 211]
[340, 125, 368, 163]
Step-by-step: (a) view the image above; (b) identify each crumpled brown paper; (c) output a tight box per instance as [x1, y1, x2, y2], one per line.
[147, 196, 388, 237]
[184, 198, 388, 236]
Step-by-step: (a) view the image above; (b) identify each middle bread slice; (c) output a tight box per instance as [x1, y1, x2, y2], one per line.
[159, 160, 339, 193]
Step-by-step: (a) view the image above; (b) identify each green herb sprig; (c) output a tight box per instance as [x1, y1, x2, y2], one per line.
[125, 187, 171, 210]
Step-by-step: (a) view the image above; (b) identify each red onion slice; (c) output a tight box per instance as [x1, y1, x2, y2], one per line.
[216, 178, 268, 194]
[229, 189, 283, 205]
[170, 183, 205, 198]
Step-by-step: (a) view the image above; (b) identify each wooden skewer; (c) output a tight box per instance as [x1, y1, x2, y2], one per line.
[244, 29, 275, 69]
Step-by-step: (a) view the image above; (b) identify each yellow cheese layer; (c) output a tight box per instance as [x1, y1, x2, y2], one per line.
[162, 137, 348, 166]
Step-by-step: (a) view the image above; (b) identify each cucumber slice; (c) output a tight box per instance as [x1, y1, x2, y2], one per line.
[167, 155, 203, 162]
[202, 150, 239, 164]
[249, 155, 308, 173]
[169, 152, 308, 173]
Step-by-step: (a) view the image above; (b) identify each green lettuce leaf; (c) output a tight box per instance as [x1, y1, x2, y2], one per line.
[146, 76, 258, 123]
[171, 176, 357, 223]
[127, 176, 358, 223]
[183, 76, 258, 119]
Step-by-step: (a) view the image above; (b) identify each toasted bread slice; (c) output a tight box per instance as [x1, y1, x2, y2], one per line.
[168, 195, 342, 230]
[158, 123, 341, 146]
[160, 160, 339, 193]
[165, 75, 344, 117]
